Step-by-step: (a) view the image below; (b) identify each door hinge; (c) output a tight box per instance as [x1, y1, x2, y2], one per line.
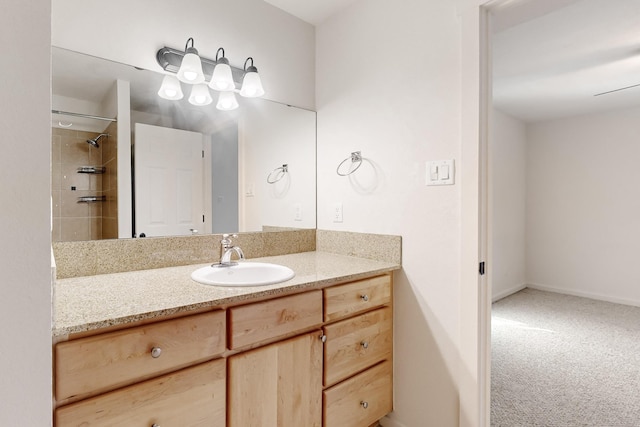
[479, 262, 486, 276]
[202, 150, 205, 158]
[203, 214, 205, 222]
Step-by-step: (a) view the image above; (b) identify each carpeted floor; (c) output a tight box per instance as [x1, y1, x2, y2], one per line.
[491, 288, 640, 427]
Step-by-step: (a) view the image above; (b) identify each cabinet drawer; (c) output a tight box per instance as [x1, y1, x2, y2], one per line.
[55, 358, 226, 427]
[323, 307, 392, 387]
[55, 310, 226, 402]
[229, 290, 322, 349]
[324, 275, 391, 322]
[323, 361, 393, 427]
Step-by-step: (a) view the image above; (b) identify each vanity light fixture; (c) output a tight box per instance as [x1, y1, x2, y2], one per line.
[239, 57, 265, 98]
[209, 48, 235, 91]
[156, 39, 266, 110]
[176, 38, 205, 84]
[157, 74, 184, 100]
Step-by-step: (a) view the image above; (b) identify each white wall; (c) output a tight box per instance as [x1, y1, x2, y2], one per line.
[240, 101, 316, 231]
[526, 107, 640, 306]
[317, 0, 469, 425]
[51, 0, 315, 110]
[490, 109, 527, 300]
[0, 0, 52, 425]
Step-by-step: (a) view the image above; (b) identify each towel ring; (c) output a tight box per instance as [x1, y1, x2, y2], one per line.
[267, 164, 288, 184]
[336, 151, 363, 176]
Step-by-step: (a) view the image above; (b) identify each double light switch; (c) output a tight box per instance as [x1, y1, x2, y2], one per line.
[426, 160, 455, 186]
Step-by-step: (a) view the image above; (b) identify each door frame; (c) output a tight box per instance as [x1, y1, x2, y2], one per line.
[460, 0, 530, 425]
[462, 1, 538, 426]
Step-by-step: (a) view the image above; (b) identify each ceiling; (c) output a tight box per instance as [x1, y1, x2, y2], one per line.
[492, 0, 640, 123]
[262, 0, 359, 26]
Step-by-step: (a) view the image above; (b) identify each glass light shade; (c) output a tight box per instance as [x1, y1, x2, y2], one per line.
[209, 62, 235, 91]
[240, 71, 265, 98]
[157, 75, 184, 100]
[216, 91, 239, 111]
[188, 84, 213, 106]
[177, 52, 205, 84]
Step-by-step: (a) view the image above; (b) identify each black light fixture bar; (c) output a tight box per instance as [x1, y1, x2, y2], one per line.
[156, 46, 245, 87]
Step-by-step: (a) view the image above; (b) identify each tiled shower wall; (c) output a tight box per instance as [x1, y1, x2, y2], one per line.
[102, 122, 118, 239]
[52, 127, 118, 241]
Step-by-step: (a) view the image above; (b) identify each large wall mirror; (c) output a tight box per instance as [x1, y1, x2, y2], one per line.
[51, 47, 316, 241]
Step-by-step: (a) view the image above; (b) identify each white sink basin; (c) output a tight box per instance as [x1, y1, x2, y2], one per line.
[191, 262, 295, 287]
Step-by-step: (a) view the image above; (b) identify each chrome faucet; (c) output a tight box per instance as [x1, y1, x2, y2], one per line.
[217, 234, 245, 266]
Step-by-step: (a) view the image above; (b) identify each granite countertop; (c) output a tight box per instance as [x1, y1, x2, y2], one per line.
[53, 251, 400, 337]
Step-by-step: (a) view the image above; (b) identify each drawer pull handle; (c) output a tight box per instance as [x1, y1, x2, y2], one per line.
[361, 401, 369, 409]
[151, 347, 162, 358]
[361, 341, 369, 349]
[361, 294, 369, 302]
[320, 334, 327, 343]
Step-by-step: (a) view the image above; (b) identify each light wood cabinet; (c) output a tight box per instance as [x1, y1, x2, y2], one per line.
[324, 361, 393, 427]
[323, 306, 392, 387]
[55, 310, 226, 404]
[322, 274, 393, 427]
[54, 272, 393, 427]
[55, 358, 226, 427]
[229, 290, 323, 349]
[228, 331, 323, 427]
[324, 274, 391, 322]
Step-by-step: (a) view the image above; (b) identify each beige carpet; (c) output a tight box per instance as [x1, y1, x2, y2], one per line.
[491, 288, 640, 426]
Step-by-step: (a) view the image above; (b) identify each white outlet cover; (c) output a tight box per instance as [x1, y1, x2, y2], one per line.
[333, 202, 343, 223]
[294, 203, 302, 221]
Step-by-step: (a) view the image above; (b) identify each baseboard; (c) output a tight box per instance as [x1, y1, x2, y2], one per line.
[527, 283, 640, 308]
[492, 283, 527, 302]
[379, 416, 407, 427]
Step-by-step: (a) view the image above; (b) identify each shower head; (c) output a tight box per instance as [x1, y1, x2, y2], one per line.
[87, 133, 109, 148]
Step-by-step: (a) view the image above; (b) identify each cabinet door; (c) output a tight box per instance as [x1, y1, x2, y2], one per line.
[228, 331, 323, 427]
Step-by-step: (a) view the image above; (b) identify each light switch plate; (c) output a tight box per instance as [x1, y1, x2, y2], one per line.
[426, 160, 455, 186]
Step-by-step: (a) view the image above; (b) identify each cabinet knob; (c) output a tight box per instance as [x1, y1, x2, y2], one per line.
[360, 341, 369, 349]
[361, 294, 369, 302]
[152, 424, 160, 427]
[151, 347, 162, 358]
[319, 334, 327, 343]
[360, 401, 369, 409]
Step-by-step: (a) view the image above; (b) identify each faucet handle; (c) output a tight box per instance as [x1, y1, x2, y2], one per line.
[221, 234, 239, 248]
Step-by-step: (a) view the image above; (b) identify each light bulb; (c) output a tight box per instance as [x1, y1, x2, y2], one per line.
[216, 91, 239, 111]
[183, 70, 198, 81]
[209, 48, 235, 91]
[188, 84, 213, 106]
[177, 40, 205, 84]
[157, 74, 184, 100]
[240, 58, 265, 98]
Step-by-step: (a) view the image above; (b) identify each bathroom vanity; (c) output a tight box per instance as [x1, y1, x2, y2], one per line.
[52, 251, 398, 427]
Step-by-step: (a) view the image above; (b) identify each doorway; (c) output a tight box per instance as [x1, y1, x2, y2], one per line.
[484, 0, 637, 424]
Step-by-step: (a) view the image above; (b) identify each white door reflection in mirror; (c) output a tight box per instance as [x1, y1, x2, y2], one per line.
[135, 123, 204, 237]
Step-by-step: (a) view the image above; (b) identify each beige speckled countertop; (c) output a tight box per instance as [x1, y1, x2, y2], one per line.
[53, 251, 400, 337]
